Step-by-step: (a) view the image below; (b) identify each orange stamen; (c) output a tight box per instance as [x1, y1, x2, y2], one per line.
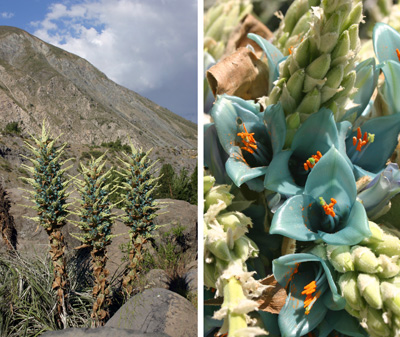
[289, 46, 294, 55]
[301, 280, 318, 315]
[237, 123, 257, 154]
[353, 127, 371, 152]
[322, 198, 337, 217]
[303, 151, 323, 171]
[396, 48, 400, 62]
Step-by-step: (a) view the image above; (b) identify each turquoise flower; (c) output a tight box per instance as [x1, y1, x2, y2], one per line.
[345, 113, 400, 179]
[270, 147, 370, 245]
[210, 94, 286, 192]
[273, 252, 346, 337]
[357, 163, 400, 219]
[265, 108, 348, 196]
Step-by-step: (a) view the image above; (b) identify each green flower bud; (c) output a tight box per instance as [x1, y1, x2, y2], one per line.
[206, 238, 232, 262]
[332, 31, 350, 61]
[381, 282, 400, 316]
[344, 303, 361, 318]
[308, 0, 320, 6]
[387, 276, 400, 288]
[327, 244, 354, 272]
[283, 0, 310, 34]
[351, 246, 382, 274]
[341, 2, 363, 32]
[362, 308, 391, 337]
[357, 273, 383, 309]
[269, 78, 285, 104]
[334, 71, 356, 99]
[217, 212, 251, 239]
[277, 32, 289, 48]
[370, 234, 400, 257]
[287, 69, 305, 104]
[234, 236, 259, 262]
[205, 184, 233, 211]
[291, 10, 312, 37]
[281, 85, 297, 115]
[294, 38, 310, 69]
[297, 88, 321, 114]
[348, 24, 360, 51]
[204, 175, 216, 196]
[319, 32, 340, 54]
[323, 13, 340, 35]
[325, 65, 344, 89]
[286, 112, 301, 130]
[322, 0, 339, 13]
[339, 272, 365, 310]
[361, 221, 384, 246]
[306, 53, 331, 80]
[378, 255, 400, 279]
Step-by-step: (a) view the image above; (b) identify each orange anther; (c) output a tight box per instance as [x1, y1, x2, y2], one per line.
[396, 48, 400, 62]
[301, 280, 318, 315]
[353, 127, 370, 152]
[237, 123, 257, 154]
[303, 151, 323, 171]
[289, 46, 294, 55]
[322, 198, 337, 217]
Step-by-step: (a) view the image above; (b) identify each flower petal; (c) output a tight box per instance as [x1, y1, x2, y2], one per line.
[306, 147, 356, 212]
[341, 58, 379, 122]
[380, 60, 400, 114]
[225, 147, 268, 190]
[318, 200, 370, 245]
[270, 194, 319, 241]
[248, 33, 285, 87]
[204, 123, 230, 184]
[292, 108, 339, 156]
[373, 22, 400, 64]
[264, 102, 287, 154]
[264, 150, 304, 196]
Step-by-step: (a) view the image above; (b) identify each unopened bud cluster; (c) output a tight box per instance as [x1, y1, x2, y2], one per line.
[327, 221, 400, 337]
[204, 175, 266, 337]
[270, 0, 362, 142]
[204, 0, 253, 60]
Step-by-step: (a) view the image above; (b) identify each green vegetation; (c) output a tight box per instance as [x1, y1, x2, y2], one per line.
[156, 163, 198, 205]
[101, 138, 130, 152]
[3, 122, 22, 135]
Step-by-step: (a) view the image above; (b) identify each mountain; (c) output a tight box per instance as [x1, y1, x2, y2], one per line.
[0, 26, 197, 150]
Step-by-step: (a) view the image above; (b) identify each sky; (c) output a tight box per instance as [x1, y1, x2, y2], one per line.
[0, 0, 198, 123]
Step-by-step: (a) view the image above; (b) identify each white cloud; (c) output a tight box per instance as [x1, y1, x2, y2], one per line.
[31, 0, 198, 121]
[1, 12, 14, 19]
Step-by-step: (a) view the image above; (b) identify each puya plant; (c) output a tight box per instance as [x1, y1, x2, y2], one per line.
[72, 153, 116, 326]
[116, 144, 160, 297]
[20, 122, 73, 328]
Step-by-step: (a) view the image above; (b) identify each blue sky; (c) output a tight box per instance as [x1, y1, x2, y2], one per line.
[0, 0, 198, 123]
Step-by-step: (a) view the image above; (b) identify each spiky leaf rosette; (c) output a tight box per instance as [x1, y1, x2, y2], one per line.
[20, 122, 72, 328]
[117, 145, 160, 296]
[0, 184, 17, 251]
[74, 153, 115, 326]
[268, 0, 362, 142]
[326, 221, 400, 337]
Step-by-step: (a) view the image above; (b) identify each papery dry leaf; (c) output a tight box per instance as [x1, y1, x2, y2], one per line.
[223, 14, 273, 59]
[257, 275, 287, 314]
[207, 47, 269, 101]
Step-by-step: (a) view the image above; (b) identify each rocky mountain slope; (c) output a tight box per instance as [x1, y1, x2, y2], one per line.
[0, 26, 196, 149]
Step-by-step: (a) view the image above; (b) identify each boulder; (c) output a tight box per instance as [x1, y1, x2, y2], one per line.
[106, 288, 197, 337]
[41, 327, 169, 337]
[144, 268, 169, 289]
